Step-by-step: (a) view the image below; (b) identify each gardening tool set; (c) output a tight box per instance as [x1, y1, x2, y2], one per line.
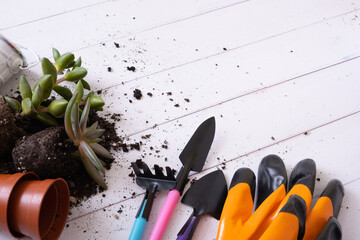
[128, 118, 345, 240]
[0, 115, 345, 240]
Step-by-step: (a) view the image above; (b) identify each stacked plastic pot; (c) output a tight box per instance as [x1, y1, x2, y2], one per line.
[0, 172, 69, 239]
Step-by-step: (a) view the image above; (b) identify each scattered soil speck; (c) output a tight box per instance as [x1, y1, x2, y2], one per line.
[107, 67, 112, 72]
[127, 66, 136, 72]
[190, 178, 197, 186]
[130, 143, 140, 151]
[114, 42, 120, 48]
[141, 134, 151, 139]
[133, 89, 142, 100]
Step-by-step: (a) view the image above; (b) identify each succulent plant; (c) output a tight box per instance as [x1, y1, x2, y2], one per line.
[65, 93, 113, 189]
[5, 48, 105, 126]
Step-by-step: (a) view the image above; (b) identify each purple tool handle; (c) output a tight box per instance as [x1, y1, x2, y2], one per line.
[176, 216, 197, 240]
[149, 189, 180, 240]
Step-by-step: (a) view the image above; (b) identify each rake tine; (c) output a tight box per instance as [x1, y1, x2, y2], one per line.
[141, 162, 153, 176]
[131, 162, 142, 176]
[166, 166, 175, 179]
[154, 165, 165, 178]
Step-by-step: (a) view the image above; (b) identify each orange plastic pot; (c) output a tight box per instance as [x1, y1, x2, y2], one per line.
[0, 172, 70, 239]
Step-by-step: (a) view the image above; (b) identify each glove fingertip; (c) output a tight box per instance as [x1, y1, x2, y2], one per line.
[316, 216, 342, 240]
[288, 158, 316, 194]
[280, 194, 307, 240]
[256, 154, 287, 208]
[230, 168, 256, 200]
[320, 179, 345, 218]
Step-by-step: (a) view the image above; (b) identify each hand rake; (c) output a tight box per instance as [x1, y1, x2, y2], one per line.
[128, 160, 176, 240]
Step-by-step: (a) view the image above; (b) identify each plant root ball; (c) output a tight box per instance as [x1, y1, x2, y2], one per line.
[12, 126, 81, 179]
[0, 96, 23, 157]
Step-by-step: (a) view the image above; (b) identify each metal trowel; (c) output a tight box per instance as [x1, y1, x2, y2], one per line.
[177, 170, 228, 240]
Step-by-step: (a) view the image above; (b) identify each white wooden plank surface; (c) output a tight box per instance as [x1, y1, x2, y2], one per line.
[61, 55, 360, 219]
[1, 0, 360, 239]
[0, 0, 108, 30]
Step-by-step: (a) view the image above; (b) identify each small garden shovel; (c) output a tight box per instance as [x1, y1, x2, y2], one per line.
[177, 170, 228, 240]
[129, 160, 176, 240]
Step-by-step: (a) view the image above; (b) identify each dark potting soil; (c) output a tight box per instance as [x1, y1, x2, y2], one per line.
[0, 96, 24, 158]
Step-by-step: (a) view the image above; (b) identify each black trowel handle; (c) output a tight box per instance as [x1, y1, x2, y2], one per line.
[177, 212, 201, 240]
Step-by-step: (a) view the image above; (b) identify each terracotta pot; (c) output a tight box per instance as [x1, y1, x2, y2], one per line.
[0, 172, 70, 239]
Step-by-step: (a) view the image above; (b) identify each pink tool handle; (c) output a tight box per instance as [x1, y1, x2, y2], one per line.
[149, 189, 181, 240]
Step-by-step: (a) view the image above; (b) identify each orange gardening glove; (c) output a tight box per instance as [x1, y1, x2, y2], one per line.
[216, 154, 344, 240]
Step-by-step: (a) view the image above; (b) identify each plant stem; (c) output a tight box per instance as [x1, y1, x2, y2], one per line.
[56, 77, 66, 84]
[37, 107, 48, 112]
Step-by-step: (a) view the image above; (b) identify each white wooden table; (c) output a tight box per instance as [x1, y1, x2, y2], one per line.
[1, 0, 360, 239]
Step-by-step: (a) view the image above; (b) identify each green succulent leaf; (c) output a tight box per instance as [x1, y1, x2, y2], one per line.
[73, 57, 82, 69]
[21, 98, 37, 118]
[41, 57, 57, 83]
[52, 48, 60, 62]
[74, 80, 84, 103]
[65, 67, 87, 82]
[80, 141, 105, 174]
[48, 99, 68, 118]
[19, 76, 32, 99]
[66, 60, 75, 68]
[64, 93, 78, 141]
[86, 121, 98, 132]
[38, 112, 58, 126]
[88, 143, 113, 159]
[53, 85, 72, 100]
[31, 85, 43, 109]
[55, 52, 75, 71]
[71, 102, 82, 140]
[4, 97, 21, 113]
[87, 138, 102, 143]
[36, 74, 53, 99]
[85, 129, 105, 139]
[89, 95, 105, 109]
[79, 144, 107, 189]
[80, 79, 90, 90]
[80, 98, 90, 132]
